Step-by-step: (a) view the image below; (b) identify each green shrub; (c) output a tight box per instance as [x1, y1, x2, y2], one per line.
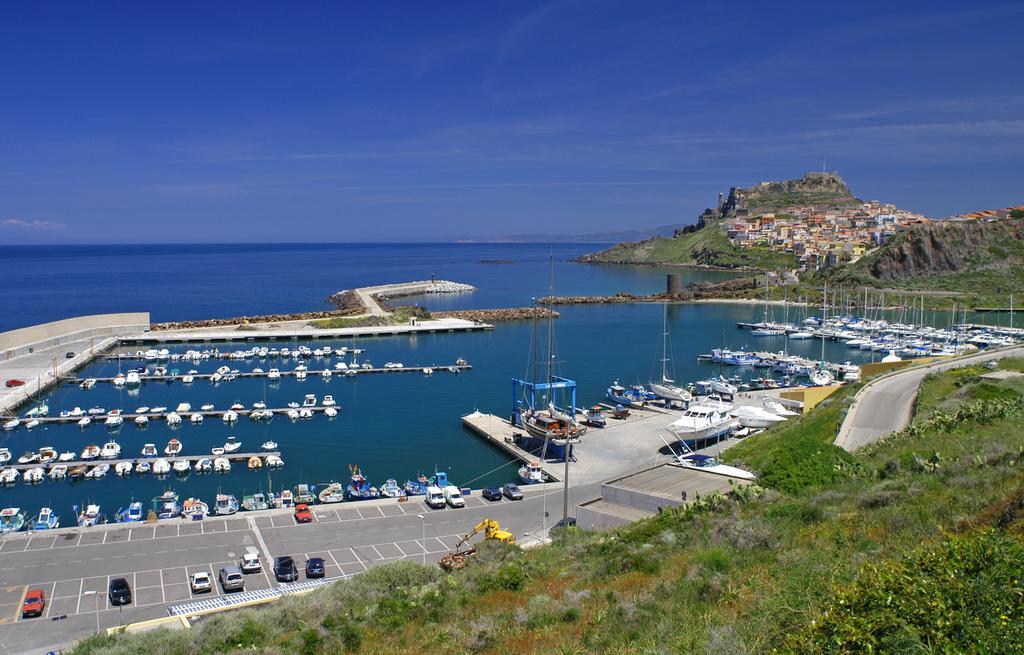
[477, 561, 528, 592]
[322, 613, 362, 651]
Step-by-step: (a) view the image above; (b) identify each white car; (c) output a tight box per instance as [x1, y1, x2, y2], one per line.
[443, 485, 465, 508]
[240, 552, 262, 574]
[190, 571, 212, 593]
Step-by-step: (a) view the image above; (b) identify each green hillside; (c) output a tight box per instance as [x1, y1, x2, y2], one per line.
[578, 219, 797, 270]
[75, 363, 1024, 655]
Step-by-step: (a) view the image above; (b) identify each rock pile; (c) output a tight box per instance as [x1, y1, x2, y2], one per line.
[151, 309, 357, 332]
[433, 307, 559, 322]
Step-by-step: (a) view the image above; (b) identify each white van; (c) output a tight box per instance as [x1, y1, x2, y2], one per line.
[425, 486, 446, 509]
[444, 485, 465, 508]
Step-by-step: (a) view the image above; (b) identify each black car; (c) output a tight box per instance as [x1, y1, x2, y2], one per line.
[502, 483, 524, 500]
[65, 351, 75, 359]
[108, 578, 132, 606]
[273, 556, 299, 582]
[481, 487, 502, 501]
[305, 557, 325, 579]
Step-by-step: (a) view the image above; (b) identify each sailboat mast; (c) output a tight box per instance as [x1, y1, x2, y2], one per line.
[661, 303, 669, 382]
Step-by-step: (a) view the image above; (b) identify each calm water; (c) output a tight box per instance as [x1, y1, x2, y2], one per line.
[0, 243, 961, 525]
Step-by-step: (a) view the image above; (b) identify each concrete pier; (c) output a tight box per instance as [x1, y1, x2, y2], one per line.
[13, 406, 333, 426]
[2, 451, 282, 473]
[68, 363, 471, 385]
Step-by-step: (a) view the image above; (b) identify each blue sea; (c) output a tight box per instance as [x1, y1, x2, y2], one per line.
[0, 243, 945, 525]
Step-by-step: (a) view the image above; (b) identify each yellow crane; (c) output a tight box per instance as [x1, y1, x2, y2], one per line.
[439, 519, 515, 571]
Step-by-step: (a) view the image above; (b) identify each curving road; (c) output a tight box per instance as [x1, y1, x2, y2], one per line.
[836, 345, 1024, 451]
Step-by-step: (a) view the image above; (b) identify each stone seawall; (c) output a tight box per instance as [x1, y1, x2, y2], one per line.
[151, 309, 359, 332]
[433, 308, 559, 322]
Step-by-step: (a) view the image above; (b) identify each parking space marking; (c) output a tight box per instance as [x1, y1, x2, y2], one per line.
[74, 578, 84, 614]
[392, 542, 406, 557]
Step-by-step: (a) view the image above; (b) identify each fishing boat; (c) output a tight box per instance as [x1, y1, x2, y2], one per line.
[247, 455, 262, 470]
[261, 440, 278, 451]
[518, 461, 545, 484]
[403, 475, 430, 496]
[213, 457, 231, 472]
[48, 465, 68, 480]
[194, 458, 212, 473]
[265, 455, 283, 468]
[223, 437, 242, 453]
[293, 484, 316, 504]
[346, 465, 380, 500]
[115, 461, 134, 476]
[81, 444, 100, 460]
[607, 382, 640, 408]
[33, 507, 59, 530]
[152, 458, 171, 475]
[76, 504, 103, 527]
[182, 498, 209, 520]
[86, 463, 110, 479]
[317, 482, 345, 503]
[152, 491, 181, 519]
[164, 439, 182, 456]
[141, 443, 158, 457]
[0, 508, 26, 533]
[214, 494, 239, 515]
[241, 493, 269, 511]
[39, 447, 57, 463]
[273, 489, 295, 508]
[172, 459, 191, 473]
[100, 441, 121, 459]
[379, 478, 402, 498]
[23, 468, 44, 483]
[114, 502, 143, 523]
[648, 304, 694, 403]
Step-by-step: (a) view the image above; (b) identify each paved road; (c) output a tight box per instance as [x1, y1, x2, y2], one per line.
[836, 346, 1024, 451]
[0, 483, 597, 655]
[0, 337, 111, 415]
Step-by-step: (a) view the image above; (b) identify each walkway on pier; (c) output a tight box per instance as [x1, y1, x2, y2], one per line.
[3, 451, 281, 472]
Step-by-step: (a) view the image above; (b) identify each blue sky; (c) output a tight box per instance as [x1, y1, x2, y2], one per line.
[1, 1, 1022, 243]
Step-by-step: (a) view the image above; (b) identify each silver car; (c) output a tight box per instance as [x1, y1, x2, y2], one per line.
[219, 565, 245, 592]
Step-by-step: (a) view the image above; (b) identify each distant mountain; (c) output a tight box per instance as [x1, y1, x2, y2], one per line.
[490, 224, 683, 243]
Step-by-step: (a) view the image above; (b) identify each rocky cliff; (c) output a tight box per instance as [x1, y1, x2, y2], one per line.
[859, 219, 1024, 281]
[722, 171, 859, 217]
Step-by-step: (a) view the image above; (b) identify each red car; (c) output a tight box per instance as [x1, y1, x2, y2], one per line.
[22, 589, 45, 618]
[4, 379, 25, 388]
[294, 503, 313, 523]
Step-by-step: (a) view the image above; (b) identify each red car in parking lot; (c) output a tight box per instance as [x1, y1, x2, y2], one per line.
[22, 589, 45, 618]
[5, 379, 25, 388]
[294, 503, 313, 523]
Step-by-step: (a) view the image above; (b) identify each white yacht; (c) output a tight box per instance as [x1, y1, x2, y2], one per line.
[730, 405, 787, 429]
[666, 401, 738, 441]
[322, 395, 336, 407]
[223, 437, 242, 453]
[100, 441, 122, 459]
[762, 397, 800, 417]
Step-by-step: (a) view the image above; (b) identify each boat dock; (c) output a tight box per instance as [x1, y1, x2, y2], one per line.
[20, 407, 333, 425]
[461, 412, 562, 482]
[64, 363, 471, 385]
[2, 451, 281, 472]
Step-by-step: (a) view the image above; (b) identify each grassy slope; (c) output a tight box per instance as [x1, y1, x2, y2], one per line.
[75, 369, 1024, 655]
[584, 219, 797, 269]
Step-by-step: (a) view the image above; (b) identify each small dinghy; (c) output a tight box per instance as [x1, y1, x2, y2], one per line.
[190, 413, 204, 424]
[261, 440, 278, 451]
[172, 459, 191, 474]
[194, 458, 212, 473]
[265, 455, 284, 468]
[48, 465, 68, 480]
[86, 463, 110, 479]
[247, 455, 263, 470]
[135, 460, 151, 474]
[152, 459, 171, 475]
[115, 461, 134, 476]
[213, 457, 231, 472]
[23, 467, 45, 483]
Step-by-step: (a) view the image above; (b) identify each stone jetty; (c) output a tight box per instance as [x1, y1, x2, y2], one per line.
[433, 307, 559, 322]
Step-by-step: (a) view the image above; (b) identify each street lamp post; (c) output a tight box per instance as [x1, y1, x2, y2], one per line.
[416, 515, 425, 565]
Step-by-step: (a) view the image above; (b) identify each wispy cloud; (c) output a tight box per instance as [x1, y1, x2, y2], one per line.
[1, 218, 66, 231]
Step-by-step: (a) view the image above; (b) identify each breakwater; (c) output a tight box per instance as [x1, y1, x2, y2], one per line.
[152, 308, 362, 332]
[433, 307, 559, 322]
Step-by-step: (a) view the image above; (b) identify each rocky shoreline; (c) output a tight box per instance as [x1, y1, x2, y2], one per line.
[150, 308, 361, 332]
[433, 307, 559, 322]
[535, 276, 760, 306]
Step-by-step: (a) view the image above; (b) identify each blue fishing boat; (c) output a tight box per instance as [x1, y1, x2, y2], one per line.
[114, 501, 143, 523]
[710, 348, 759, 366]
[402, 475, 430, 496]
[379, 479, 402, 498]
[33, 507, 58, 530]
[152, 491, 181, 519]
[346, 465, 380, 500]
[607, 382, 637, 407]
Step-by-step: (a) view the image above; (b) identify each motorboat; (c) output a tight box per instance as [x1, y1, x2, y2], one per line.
[295, 370, 307, 380]
[77, 417, 92, 428]
[322, 395, 336, 407]
[730, 405, 787, 429]
[223, 437, 242, 453]
[0, 448, 9, 464]
[87, 406, 106, 416]
[113, 373, 126, 387]
[379, 478, 402, 498]
[788, 331, 814, 339]
[3, 419, 19, 431]
[23, 468, 45, 483]
[77, 504, 103, 527]
[85, 463, 110, 479]
[165, 439, 182, 456]
[141, 443, 158, 457]
[33, 507, 59, 530]
[267, 368, 281, 380]
[222, 410, 239, 423]
[24, 419, 39, 429]
[229, 402, 245, 411]
[214, 494, 239, 515]
[213, 457, 231, 472]
[252, 401, 267, 410]
[175, 402, 192, 413]
[100, 441, 122, 459]
[324, 407, 338, 418]
[321, 369, 332, 379]
[0, 469, 18, 484]
[808, 366, 835, 387]
[135, 461, 151, 474]
[182, 498, 209, 520]
[261, 440, 278, 451]
[666, 402, 739, 442]
[181, 374, 194, 384]
[49, 465, 68, 480]
[81, 444, 101, 460]
[0, 508, 26, 533]
[39, 447, 57, 463]
[194, 458, 212, 473]
[302, 394, 317, 407]
[166, 412, 182, 426]
[80, 378, 97, 390]
[211, 446, 225, 456]
[125, 371, 141, 386]
[763, 397, 800, 416]
[150, 406, 168, 414]
[675, 453, 756, 480]
[247, 455, 262, 470]
[172, 459, 191, 473]
[58, 451, 75, 461]
[265, 455, 283, 468]
[201, 404, 215, 411]
[115, 461, 134, 476]
[318, 482, 345, 503]
[18, 451, 40, 465]
[518, 461, 545, 484]
[241, 493, 269, 511]
[191, 413, 204, 424]
[134, 415, 149, 426]
[709, 376, 739, 396]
